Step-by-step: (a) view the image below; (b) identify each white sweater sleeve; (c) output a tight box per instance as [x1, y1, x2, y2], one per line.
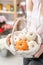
[26, 0, 32, 27]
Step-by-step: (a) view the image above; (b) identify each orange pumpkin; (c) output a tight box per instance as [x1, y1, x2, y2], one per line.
[15, 39, 28, 51]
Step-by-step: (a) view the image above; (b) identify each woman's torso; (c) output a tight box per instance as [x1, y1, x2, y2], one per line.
[32, 0, 43, 59]
[27, 0, 43, 59]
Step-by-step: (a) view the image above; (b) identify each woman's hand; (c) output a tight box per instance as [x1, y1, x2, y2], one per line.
[28, 0, 33, 11]
[34, 44, 43, 58]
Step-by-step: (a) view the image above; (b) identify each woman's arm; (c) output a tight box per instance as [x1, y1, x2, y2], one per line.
[34, 44, 43, 58]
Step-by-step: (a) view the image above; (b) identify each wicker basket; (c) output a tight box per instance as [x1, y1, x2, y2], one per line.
[6, 17, 42, 58]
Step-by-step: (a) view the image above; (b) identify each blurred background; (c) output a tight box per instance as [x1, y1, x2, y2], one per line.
[0, 0, 26, 65]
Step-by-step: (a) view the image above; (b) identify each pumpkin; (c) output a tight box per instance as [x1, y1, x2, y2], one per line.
[15, 39, 28, 51]
[27, 32, 37, 41]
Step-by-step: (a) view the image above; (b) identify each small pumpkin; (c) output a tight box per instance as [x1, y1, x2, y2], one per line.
[27, 32, 37, 41]
[15, 39, 28, 51]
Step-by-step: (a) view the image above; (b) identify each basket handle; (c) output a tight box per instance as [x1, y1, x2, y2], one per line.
[12, 17, 26, 33]
[12, 17, 26, 45]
